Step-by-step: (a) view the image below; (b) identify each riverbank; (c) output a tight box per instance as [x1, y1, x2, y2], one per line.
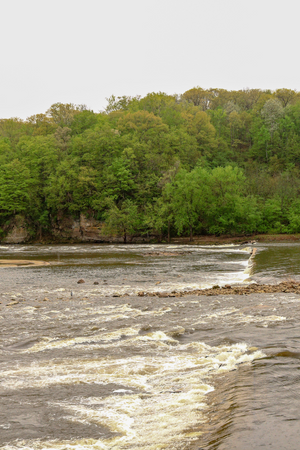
[2, 213, 300, 245]
[2, 232, 300, 246]
[171, 233, 300, 245]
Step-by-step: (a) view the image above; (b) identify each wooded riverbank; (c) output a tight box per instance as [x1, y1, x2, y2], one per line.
[2, 88, 300, 243]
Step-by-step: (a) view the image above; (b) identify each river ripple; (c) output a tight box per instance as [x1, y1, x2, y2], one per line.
[0, 243, 300, 449]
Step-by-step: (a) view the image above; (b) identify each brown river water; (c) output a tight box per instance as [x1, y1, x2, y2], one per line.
[0, 243, 300, 449]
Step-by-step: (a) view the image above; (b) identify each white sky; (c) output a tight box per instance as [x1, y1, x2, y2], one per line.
[0, 0, 299, 119]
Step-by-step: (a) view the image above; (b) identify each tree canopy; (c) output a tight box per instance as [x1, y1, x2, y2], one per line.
[2, 87, 300, 241]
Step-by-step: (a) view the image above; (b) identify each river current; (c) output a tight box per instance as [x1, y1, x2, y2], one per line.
[0, 243, 300, 449]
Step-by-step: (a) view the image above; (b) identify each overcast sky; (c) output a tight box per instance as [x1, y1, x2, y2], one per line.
[1, 0, 299, 119]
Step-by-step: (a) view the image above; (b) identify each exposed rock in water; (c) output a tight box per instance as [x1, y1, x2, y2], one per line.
[77, 279, 85, 284]
[133, 281, 300, 298]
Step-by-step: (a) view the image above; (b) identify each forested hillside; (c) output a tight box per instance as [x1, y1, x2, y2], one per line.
[1, 87, 300, 242]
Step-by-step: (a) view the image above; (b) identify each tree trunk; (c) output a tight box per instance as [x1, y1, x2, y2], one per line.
[168, 220, 170, 243]
[189, 225, 193, 242]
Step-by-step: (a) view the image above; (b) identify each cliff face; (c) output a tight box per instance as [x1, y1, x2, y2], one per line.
[2, 216, 31, 244]
[51, 213, 108, 242]
[0, 214, 151, 244]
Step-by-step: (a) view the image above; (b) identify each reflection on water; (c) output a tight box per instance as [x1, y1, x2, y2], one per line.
[252, 242, 300, 282]
[0, 243, 300, 449]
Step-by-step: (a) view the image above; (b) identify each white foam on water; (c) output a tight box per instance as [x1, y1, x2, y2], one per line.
[193, 309, 286, 326]
[202, 244, 240, 248]
[192, 307, 240, 324]
[192, 307, 287, 326]
[23, 327, 140, 353]
[238, 314, 286, 324]
[0, 330, 265, 450]
[0, 244, 263, 449]
[134, 269, 250, 294]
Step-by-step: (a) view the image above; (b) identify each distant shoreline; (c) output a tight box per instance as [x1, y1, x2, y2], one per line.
[170, 234, 300, 245]
[1, 233, 300, 247]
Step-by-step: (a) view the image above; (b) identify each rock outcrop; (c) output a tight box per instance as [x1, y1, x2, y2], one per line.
[50, 213, 152, 243]
[2, 217, 30, 244]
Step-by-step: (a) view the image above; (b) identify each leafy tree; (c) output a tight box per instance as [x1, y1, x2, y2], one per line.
[0, 118, 30, 147]
[103, 157, 136, 201]
[144, 197, 173, 242]
[181, 110, 217, 158]
[118, 110, 169, 135]
[258, 198, 283, 233]
[70, 110, 98, 134]
[261, 99, 284, 138]
[165, 167, 209, 240]
[134, 92, 178, 116]
[286, 200, 300, 233]
[181, 87, 213, 110]
[26, 113, 57, 136]
[44, 160, 98, 214]
[46, 103, 84, 127]
[274, 89, 297, 107]
[103, 199, 142, 242]
[0, 159, 32, 218]
[0, 139, 15, 164]
[205, 166, 259, 235]
[105, 95, 137, 113]
[54, 127, 72, 151]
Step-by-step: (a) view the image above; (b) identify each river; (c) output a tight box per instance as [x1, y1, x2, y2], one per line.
[0, 243, 299, 449]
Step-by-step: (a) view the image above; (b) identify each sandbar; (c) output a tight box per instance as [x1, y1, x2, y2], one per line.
[0, 260, 50, 268]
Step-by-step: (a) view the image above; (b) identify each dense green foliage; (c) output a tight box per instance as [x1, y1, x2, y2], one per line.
[2, 87, 300, 241]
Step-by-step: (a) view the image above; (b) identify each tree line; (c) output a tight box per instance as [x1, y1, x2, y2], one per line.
[1, 87, 300, 241]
